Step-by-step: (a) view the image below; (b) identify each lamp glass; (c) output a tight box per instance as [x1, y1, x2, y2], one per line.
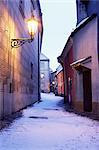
[41, 73, 44, 79]
[27, 18, 38, 39]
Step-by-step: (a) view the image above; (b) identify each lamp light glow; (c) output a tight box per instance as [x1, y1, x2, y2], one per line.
[41, 73, 44, 79]
[27, 18, 38, 39]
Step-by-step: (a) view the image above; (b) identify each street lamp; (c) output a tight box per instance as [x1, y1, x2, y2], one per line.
[27, 18, 38, 39]
[11, 17, 39, 48]
[27, 17, 41, 102]
[11, 16, 41, 101]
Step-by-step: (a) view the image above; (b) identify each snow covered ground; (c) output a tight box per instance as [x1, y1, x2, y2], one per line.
[0, 93, 99, 150]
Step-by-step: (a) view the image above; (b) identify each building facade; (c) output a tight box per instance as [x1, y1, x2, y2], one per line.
[50, 70, 57, 93]
[0, 0, 43, 119]
[76, 0, 99, 114]
[58, 14, 99, 116]
[40, 53, 50, 93]
[72, 15, 99, 114]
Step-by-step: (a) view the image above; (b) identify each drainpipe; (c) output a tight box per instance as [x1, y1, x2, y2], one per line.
[38, 29, 41, 102]
[2, 82, 4, 120]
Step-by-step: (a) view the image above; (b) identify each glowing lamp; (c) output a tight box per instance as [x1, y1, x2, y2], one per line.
[27, 18, 38, 39]
[11, 17, 39, 48]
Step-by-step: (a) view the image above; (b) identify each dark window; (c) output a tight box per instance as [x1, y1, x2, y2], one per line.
[80, 0, 89, 11]
[31, 0, 36, 10]
[9, 83, 13, 93]
[31, 63, 33, 79]
[80, 0, 89, 4]
[19, 0, 25, 19]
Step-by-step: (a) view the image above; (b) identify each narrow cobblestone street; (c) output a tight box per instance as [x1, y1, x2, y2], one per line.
[0, 93, 99, 150]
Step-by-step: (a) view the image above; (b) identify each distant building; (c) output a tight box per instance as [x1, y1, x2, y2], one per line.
[40, 53, 50, 93]
[49, 68, 53, 92]
[50, 65, 64, 96]
[55, 65, 64, 96]
[0, 0, 43, 119]
[50, 70, 57, 93]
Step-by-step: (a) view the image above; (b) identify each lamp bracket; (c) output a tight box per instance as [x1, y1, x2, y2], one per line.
[11, 38, 33, 48]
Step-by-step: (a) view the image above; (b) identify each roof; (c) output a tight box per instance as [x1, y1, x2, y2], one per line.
[70, 56, 92, 67]
[70, 56, 92, 72]
[58, 14, 97, 64]
[71, 14, 97, 37]
[40, 53, 50, 61]
[56, 64, 63, 75]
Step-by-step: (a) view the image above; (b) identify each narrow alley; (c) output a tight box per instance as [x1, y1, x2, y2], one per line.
[0, 93, 99, 150]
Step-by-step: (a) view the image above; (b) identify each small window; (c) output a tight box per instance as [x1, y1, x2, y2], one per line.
[31, 0, 36, 10]
[80, 0, 89, 4]
[19, 0, 25, 18]
[40, 61, 45, 69]
[31, 63, 33, 79]
[9, 82, 13, 93]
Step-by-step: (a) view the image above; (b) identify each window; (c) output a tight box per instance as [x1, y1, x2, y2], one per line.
[19, 0, 25, 19]
[40, 61, 45, 69]
[80, 0, 89, 4]
[31, 63, 33, 79]
[9, 82, 14, 93]
[79, 1, 88, 18]
[31, 0, 36, 10]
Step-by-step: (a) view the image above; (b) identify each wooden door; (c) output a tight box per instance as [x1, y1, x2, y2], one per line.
[83, 70, 92, 112]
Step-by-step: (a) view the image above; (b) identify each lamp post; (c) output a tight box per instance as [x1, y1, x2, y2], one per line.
[38, 28, 40, 101]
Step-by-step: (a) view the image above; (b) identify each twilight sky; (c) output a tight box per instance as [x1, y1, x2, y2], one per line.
[40, 0, 77, 71]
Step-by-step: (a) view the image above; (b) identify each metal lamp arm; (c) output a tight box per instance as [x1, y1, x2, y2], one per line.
[11, 38, 33, 48]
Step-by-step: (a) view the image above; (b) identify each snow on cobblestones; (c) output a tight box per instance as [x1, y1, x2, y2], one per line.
[0, 93, 99, 150]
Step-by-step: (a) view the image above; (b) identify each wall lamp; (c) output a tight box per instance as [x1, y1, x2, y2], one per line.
[11, 17, 39, 48]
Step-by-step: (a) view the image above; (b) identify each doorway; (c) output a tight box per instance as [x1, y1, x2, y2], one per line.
[83, 70, 92, 112]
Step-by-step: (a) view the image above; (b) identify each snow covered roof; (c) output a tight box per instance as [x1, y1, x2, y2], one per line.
[56, 64, 63, 75]
[58, 14, 97, 64]
[76, 17, 89, 29]
[40, 53, 50, 61]
[71, 14, 97, 37]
